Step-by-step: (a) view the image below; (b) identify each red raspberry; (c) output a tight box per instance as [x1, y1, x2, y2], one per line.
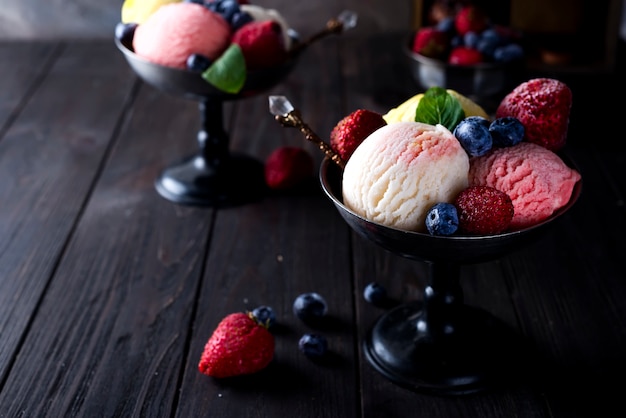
[454, 186, 514, 235]
[264, 146, 314, 190]
[232, 20, 286, 70]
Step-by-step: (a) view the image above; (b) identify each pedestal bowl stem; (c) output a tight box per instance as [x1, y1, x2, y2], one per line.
[155, 99, 265, 207]
[198, 99, 229, 167]
[363, 260, 525, 395]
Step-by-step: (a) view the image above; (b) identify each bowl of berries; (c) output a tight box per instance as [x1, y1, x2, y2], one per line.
[405, 3, 525, 104]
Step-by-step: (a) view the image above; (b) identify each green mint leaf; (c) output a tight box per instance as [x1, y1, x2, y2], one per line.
[202, 44, 246, 94]
[414, 87, 464, 132]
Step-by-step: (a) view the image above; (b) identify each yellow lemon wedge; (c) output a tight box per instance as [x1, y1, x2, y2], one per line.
[383, 93, 424, 124]
[383, 89, 489, 124]
[447, 90, 490, 119]
[122, 0, 180, 24]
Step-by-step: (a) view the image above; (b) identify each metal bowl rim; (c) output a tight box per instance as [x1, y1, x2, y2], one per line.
[319, 156, 582, 242]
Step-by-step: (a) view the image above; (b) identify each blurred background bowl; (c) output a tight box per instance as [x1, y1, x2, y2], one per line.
[403, 34, 523, 111]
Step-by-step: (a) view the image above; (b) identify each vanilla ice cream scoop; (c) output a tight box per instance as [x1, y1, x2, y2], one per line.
[342, 122, 469, 232]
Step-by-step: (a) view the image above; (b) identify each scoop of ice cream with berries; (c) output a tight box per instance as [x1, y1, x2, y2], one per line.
[115, 0, 296, 93]
[329, 78, 581, 236]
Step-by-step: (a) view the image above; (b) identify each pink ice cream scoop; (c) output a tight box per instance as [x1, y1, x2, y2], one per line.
[342, 122, 469, 232]
[132, 3, 231, 69]
[469, 142, 581, 230]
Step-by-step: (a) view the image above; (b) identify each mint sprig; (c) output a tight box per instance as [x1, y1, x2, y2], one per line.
[202, 44, 246, 94]
[414, 87, 464, 132]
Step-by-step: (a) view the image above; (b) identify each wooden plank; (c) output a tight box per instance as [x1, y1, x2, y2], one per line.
[0, 41, 135, 382]
[0, 41, 214, 416]
[0, 42, 58, 130]
[502, 142, 626, 418]
[175, 39, 359, 417]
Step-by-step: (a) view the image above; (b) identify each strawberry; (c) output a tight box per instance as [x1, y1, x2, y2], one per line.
[454, 5, 489, 36]
[495, 78, 572, 151]
[448, 46, 483, 65]
[231, 20, 286, 70]
[330, 109, 387, 162]
[454, 185, 514, 235]
[412, 27, 449, 59]
[198, 312, 274, 378]
[264, 146, 314, 190]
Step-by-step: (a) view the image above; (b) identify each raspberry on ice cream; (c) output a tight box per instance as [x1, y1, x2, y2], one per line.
[342, 122, 469, 232]
[455, 185, 514, 235]
[132, 2, 231, 69]
[468, 142, 581, 230]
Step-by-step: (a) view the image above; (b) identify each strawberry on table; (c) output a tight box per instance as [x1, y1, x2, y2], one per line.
[495, 78, 572, 151]
[330, 109, 387, 162]
[198, 312, 274, 378]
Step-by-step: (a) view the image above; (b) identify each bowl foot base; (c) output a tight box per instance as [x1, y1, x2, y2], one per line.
[363, 301, 528, 396]
[155, 153, 266, 207]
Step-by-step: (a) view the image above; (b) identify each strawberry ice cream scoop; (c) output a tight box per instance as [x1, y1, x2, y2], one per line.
[133, 3, 231, 69]
[468, 142, 581, 230]
[342, 122, 469, 232]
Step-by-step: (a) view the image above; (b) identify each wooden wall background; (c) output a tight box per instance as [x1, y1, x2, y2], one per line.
[0, 0, 414, 40]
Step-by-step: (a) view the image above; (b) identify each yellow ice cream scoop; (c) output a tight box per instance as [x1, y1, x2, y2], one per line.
[383, 90, 489, 124]
[122, 0, 180, 24]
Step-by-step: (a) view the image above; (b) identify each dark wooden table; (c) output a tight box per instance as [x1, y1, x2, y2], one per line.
[1, 33, 625, 418]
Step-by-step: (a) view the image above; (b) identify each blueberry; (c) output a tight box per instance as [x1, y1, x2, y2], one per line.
[493, 43, 524, 63]
[436, 17, 455, 34]
[489, 117, 525, 147]
[203, 1, 219, 12]
[425, 202, 459, 236]
[230, 11, 253, 31]
[476, 37, 498, 59]
[184, 0, 204, 4]
[298, 333, 328, 358]
[463, 31, 479, 49]
[480, 28, 503, 46]
[115, 22, 137, 44]
[293, 292, 327, 321]
[453, 116, 493, 157]
[216, 0, 240, 23]
[363, 282, 387, 305]
[251, 305, 276, 328]
[186, 54, 212, 72]
[451, 35, 463, 48]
